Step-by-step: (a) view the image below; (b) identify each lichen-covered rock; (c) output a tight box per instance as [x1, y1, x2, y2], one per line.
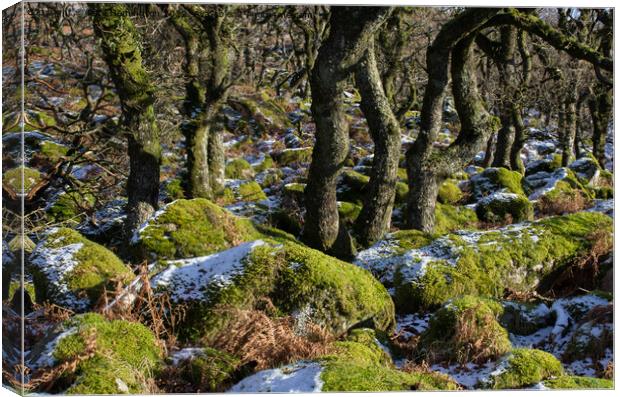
[437, 180, 463, 205]
[470, 167, 524, 201]
[132, 199, 262, 260]
[483, 348, 563, 389]
[29, 228, 133, 311]
[39, 140, 68, 162]
[417, 295, 511, 364]
[229, 328, 458, 392]
[568, 155, 601, 185]
[28, 313, 162, 394]
[475, 192, 533, 223]
[525, 168, 592, 201]
[355, 212, 611, 312]
[543, 375, 613, 389]
[225, 158, 255, 179]
[150, 239, 395, 341]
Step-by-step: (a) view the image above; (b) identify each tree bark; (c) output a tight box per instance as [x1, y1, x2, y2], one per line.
[353, 41, 401, 247]
[405, 9, 499, 232]
[90, 4, 161, 236]
[302, 6, 391, 254]
[561, 88, 577, 166]
[589, 89, 612, 168]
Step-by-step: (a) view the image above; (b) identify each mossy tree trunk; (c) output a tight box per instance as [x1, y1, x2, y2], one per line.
[509, 30, 531, 173]
[588, 89, 612, 169]
[560, 87, 578, 166]
[302, 6, 391, 254]
[90, 4, 162, 236]
[168, 5, 232, 199]
[353, 40, 401, 247]
[405, 8, 499, 232]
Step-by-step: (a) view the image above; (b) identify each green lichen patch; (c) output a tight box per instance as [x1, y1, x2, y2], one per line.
[543, 376, 613, 389]
[417, 295, 511, 364]
[52, 313, 162, 394]
[134, 198, 262, 260]
[437, 180, 463, 205]
[225, 158, 255, 180]
[3, 166, 42, 193]
[151, 239, 395, 342]
[485, 348, 564, 390]
[29, 228, 133, 311]
[475, 193, 533, 224]
[320, 329, 459, 391]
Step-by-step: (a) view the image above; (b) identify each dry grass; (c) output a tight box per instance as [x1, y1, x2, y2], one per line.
[536, 190, 588, 216]
[451, 306, 509, 365]
[209, 300, 334, 370]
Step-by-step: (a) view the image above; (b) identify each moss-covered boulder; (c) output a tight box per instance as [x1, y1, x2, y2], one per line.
[29, 228, 133, 311]
[273, 147, 313, 166]
[484, 348, 563, 389]
[28, 313, 162, 394]
[543, 376, 613, 389]
[225, 158, 255, 180]
[434, 203, 478, 234]
[355, 212, 611, 312]
[39, 140, 68, 162]
[132, 199, 262, 261]
[338, 201, 361, 226]
[417, 296, 511, 364]
[252, 155, 274, 173]
[150, 239, 395, 341]
[237, 181, 267, 202]
[568, 155, 601, 185]
[48, 191, 97, 222]
[526, 167, 593, 201]
[470, 167, 524, 201]
[229, 329, 458, 392]
[437, 180, 463, 205]
[3, 166, 42, 193]
[475, 192, 533, 223]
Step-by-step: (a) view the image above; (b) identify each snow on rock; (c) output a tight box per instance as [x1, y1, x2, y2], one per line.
[151, 240, 266, 302]
[228, 361, 324, 393]
[587, 199, 613, 218]
[26, 327, 77, 370]
[527, 168, 568, 200]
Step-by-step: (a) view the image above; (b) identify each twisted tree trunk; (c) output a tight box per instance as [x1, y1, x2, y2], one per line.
[90, 3, 161, 237]
[302, 6, 391, 255]
[353, 41, 401, 247]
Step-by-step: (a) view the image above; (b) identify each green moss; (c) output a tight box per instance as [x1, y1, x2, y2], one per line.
[393, 212, 611, 312]
[165, 178, 186, 200]
[8, 279, 36, 302]
[550, 153, 563, 170]
[253, 155, 274, 173]
[40, 141, 68, 161]
[35, 111, 57, 127]
[418, 295, 511, 364]
[135, 199, 262, 260]
[397, 168, 408, 182]
[225, 158, 254, 179]
[486, 348, 563, 389]
[48, 191, 96, 222]
[434, 203, 478, 235]
[276, 148, 313, 166]
[437, 180, 463, 204]
[390, 229, 435, 255]
[338, 202, 361, 225]
[2, 166, 42, 193]
[543, 376, 613, 389]
[258, 170, 281, 188]
[53, 313, 162, 394]
[216, 187, 236, 206]
[476, 194, 533, 223]
[238, 181, 267, 202]
[320, 329, 458, 391]
[31, 228, 133, 308]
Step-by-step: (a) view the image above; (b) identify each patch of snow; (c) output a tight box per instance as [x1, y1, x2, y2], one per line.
[228, 361, 324, 393]
[151, 240, 266, 302]
[528, 168, 568, 200]
[587, 199, 613, 218]
[169, 348, 206, 366]
[27, 327, 77, 369]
